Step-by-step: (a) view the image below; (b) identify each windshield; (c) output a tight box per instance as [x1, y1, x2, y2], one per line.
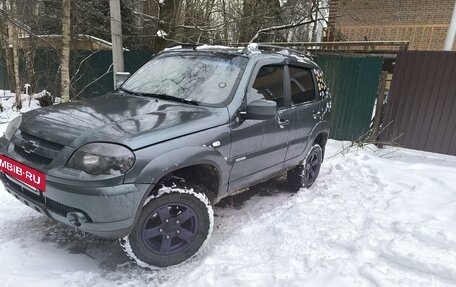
[121, 53, 247, 105]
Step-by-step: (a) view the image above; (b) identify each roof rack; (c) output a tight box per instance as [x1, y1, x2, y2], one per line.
[240, 43, 312, 60]
[165, 43, 200, 50]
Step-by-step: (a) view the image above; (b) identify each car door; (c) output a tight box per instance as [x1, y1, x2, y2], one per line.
[228, 61, 292, 191]
[285, 65, 326, 161]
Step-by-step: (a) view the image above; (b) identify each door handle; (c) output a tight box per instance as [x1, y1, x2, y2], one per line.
[312, 111, 321, 119]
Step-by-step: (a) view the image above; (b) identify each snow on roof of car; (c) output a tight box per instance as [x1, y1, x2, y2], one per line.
[162, 43, 315, 65]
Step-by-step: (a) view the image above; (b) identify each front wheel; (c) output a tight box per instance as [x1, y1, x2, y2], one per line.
[120, 181, 213, 268]
[287, 144, 323, 191]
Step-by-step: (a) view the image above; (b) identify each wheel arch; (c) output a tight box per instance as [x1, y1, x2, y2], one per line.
[307, 121, 330, 161]
[135, 146, 228, 204]
[313, 131, 329, 160]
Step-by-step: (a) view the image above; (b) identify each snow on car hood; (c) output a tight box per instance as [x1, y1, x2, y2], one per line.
[18, 93, 228, 150]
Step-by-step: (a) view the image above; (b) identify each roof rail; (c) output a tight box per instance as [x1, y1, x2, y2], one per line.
[165, 43, 200, 50]
[241, 43, 312, 59]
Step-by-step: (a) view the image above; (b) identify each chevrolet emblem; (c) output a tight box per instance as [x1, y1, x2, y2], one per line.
[22, 140, 39, 154]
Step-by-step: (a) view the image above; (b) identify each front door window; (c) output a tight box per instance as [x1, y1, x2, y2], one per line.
[248, 65, 285, 108]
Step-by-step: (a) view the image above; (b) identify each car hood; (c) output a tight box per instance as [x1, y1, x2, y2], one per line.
[19, 93, 229, 150]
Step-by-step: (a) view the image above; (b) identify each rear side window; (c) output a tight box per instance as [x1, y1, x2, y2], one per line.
[249, 65, 285, 108]
[289, 66, 316, 105]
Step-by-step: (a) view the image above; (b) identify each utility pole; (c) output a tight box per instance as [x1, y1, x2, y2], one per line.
[444, 0, 456, 50]
[110, 0, 124, 88]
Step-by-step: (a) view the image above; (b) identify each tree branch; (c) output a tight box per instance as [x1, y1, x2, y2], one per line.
[249, 17, 327, 43]
[70, 51, 100, 83]
[0, 7, 59, 52]
[74, 63, 113, 99]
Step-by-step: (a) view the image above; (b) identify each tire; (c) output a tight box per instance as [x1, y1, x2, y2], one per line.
[287, 144, 323, 191]
[120, 180, 214, 268]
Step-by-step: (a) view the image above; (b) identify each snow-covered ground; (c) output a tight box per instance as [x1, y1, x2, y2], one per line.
[0, 96, 456, 286]
[0, 90, 46, 123]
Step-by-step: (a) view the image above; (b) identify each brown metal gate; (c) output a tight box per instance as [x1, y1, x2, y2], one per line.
[381, 51, 456, 155]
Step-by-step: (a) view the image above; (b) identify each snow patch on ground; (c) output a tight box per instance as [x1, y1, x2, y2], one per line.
[0, 90, 47, 124]
[0, 111, 455, 285]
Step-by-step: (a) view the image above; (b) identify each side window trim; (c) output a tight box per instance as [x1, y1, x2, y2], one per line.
[283, 64, 291, 108]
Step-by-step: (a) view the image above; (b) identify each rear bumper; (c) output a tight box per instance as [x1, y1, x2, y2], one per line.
[0, 172, 150, 238]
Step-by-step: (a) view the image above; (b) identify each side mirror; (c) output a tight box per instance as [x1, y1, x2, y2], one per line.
[115, 72, 131, 89]
[244, 99, 277, 120]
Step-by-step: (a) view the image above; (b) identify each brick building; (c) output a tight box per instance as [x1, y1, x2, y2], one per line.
[326, 0, 456, 50]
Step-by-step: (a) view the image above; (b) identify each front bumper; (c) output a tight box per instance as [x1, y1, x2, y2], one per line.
[0, 172, 150, 239]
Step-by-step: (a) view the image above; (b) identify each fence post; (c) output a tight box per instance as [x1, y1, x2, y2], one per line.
[372, 71, 388, 145]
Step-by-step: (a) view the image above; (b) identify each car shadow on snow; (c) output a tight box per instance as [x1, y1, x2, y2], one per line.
[38, 217, 129, 270]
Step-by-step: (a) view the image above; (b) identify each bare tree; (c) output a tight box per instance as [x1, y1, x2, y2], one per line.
[0, 4, 16, 92]
[239, 0, 284, 43]
[5, 1, 21, 109]
[247, 0, 329, 43]
[60, 0, 71, 102]
[154, 0, 183, 51]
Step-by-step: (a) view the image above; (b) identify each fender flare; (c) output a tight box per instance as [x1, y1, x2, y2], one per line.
[301, 121, 330, 161]
[135, 145, 228, 193]
[309, 121, 330, 143]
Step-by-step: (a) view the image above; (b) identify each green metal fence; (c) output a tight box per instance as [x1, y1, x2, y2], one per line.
[314, 54, 384, 141]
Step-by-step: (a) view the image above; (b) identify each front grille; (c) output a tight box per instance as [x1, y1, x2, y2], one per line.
[2, 174, 92, 222]
[20, 131, 64, 151]
[11, 130, 64, 167]
[14, 145, 53, 165]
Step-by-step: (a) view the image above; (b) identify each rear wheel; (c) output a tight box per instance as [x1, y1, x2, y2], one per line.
[120, 181, 213, 268]
[287, 144, 323, 191]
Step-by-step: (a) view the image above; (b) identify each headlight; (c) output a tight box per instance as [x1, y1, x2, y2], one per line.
[5, 115, 22, 141]
[67, 143, 135, 176]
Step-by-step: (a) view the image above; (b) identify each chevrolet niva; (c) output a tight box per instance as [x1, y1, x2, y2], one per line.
[0, 44, 331, 268]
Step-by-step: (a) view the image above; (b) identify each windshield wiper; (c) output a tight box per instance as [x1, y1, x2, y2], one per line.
[119, 88, 199, 106]
[118, 87, 143, 97]
[141, 93, 199, 106]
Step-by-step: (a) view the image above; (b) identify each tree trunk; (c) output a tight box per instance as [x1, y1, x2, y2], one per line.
[154, 0, 182, 52]
[60, 0, 71, 102]
[0, 3, 15, 91]
[24, 0, 38, 92]
[3, 45, 16, 92]
[140, 0, 159, 52]
[7, 21, 22, 109]
[311, 0, 320, 42]
[24, 38, 36, 94]
[222, 0, 228, 45]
